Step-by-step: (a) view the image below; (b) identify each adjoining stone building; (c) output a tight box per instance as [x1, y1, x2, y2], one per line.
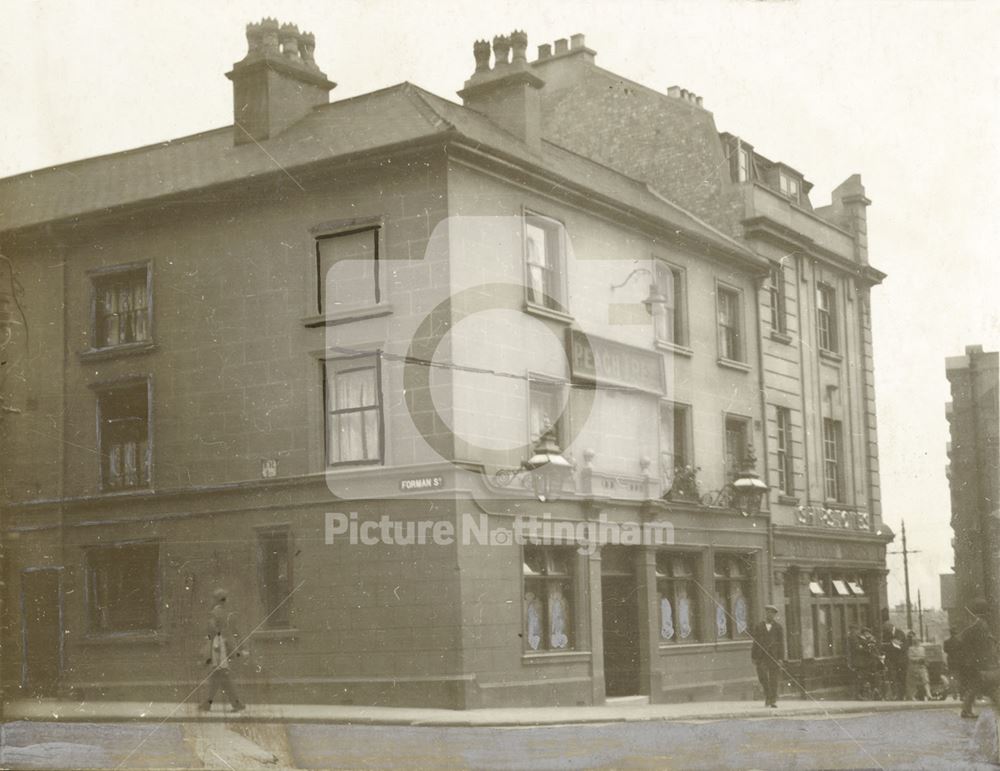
[945, 346, 1000, 633]
[0, 22, 891, 708]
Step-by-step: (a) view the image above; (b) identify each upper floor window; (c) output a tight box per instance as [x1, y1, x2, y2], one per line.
[654, 262, 687, 346]
[92, 265, 150, 349]
[816, 283, 838, 353]
[316, 226, 380, 315]
[724, 415, 750, 483]
[98, 381, 150, 490]
[86, 541, 159, 633]
[258, 527, 293, 629]
[324, 354, 383, 466]
[529, 378, 565, 447]
[775, 406, 795, 497]
[737, 147, 751, 182]
[822, 418, 844, 502]
[523, 546, 575, 652]
[657, 552, 701, 643]
[779, 172, 800, 203]
[660, 402, 693, 480]
[769, 264, 787, 334]
[717, 286, 744, 362]
[524, 213, 566, 313]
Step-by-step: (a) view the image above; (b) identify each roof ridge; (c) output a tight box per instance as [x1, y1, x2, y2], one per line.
[401, 83, 457, 134]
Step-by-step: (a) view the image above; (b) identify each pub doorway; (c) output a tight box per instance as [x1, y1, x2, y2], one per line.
[601, 547, 641, 697]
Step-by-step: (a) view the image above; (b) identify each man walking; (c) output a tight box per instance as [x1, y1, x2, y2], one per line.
[959, 598, 999, 719]
[751, 604, 785, 708]
[882, 617, 908, 700]
[198, 588, 246, 713]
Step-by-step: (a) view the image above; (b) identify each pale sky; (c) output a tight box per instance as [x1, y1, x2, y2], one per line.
[4, 0, 999, 609]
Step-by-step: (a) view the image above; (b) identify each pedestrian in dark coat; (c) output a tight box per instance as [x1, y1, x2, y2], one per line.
[959, 598, 1000, 719]
[751, 605, 785, 707]
[881, 620, 908, 699]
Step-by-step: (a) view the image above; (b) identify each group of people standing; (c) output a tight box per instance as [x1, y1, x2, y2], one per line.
[873, 598, 998, 715]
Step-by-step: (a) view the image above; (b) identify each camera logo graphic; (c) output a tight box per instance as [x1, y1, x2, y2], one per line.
[323, 215, 674, 502]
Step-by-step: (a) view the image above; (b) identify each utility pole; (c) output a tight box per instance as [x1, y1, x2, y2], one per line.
[888, 519, 921, 632]
[918, 589, 925, 640]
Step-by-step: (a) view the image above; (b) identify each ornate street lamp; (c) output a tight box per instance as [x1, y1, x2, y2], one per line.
[731, 448, 769, 516]
[492, 424, 575, 502]
[698, 446, 769, 516]
[609, 267, 669, 316]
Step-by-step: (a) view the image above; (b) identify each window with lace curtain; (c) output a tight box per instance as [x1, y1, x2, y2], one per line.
[324, 354, 383, 465]
[97, 381, 150, 490]
[92, 265, 151, 349]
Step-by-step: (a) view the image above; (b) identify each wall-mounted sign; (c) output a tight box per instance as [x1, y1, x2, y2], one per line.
[566, 328, 665, 394]
[399, 476, 444, 492]
[795, 506, 871, 531]
[774, 536, 883, 564]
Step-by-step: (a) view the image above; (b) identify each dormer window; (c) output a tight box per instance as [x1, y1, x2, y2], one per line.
[737, 147, 751, 182]
[779, 172, 800, 202]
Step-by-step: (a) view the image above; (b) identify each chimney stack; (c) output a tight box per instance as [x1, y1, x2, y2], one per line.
[226, 18, 336, 144]
[458, 30, 545, 150]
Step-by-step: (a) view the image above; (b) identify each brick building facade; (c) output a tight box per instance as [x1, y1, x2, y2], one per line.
[0, 23, 891, 708]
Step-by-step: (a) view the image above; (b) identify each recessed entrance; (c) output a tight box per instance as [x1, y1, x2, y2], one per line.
[602, 547, 641, 697]
[21, 567, 63, 696]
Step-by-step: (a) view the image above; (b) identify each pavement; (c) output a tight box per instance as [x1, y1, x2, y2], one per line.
[2, 695, 961, 727]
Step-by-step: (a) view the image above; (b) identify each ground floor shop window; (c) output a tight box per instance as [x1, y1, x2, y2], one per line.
[85, 542, 159, 633]
[714, 553, 753, 640]
[809, 571, 872, 658]
[523, 546, 575, 652]
[656, 552, 700, 643]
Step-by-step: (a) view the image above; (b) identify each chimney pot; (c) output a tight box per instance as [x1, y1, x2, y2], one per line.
[554, 38, 568, 55]
[570, 33, 585, 49]
[696, 95, 703, 107]
[259, 17, 280, 56]
[280, 23, 301, 58]
[510, 30, 528, 64]
[473, 39, 492, 73]
[493, 34, 512, 67]
[299, 31, 317, 68]
[537, 43, 552, 59]
[667, 85, 681, 98]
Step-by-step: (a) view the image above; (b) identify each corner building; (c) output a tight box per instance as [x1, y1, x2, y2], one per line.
[0, 24, 891, 708]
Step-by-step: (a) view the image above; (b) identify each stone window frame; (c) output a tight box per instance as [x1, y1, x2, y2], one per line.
[86, 261, 153, 355]
[322, 351, 385, 468]
[93, 375, 153, 493]
[83, 539, 161, 637]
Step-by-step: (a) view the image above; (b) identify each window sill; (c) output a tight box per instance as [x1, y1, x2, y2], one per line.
[252, 628, 299, 641]
[769, 330, 793, 345]
[716, 357, 751, 373]
[655, 340, 694, 357]
[658, 641, 711, 654]
[523, 302, 574, 325]
[79, 341, 156, 361]
[818, 348, 843, 364]
[79, 631, 165, 645]
[522, 650, 591, 664]
[777, 494, 800, 506]
[302, 305, 393, 328]
[96, 485, 153, 497]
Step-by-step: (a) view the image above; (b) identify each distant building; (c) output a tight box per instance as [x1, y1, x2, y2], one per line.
[0, 23, 891, 708]
[945, 345, 1000, 632]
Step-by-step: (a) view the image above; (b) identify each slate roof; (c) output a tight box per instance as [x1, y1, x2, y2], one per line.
[0, 82, 761, 267]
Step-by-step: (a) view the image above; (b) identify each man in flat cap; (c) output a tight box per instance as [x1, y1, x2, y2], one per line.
[751, 604, 785, 707]
[198, 588, 246, 713]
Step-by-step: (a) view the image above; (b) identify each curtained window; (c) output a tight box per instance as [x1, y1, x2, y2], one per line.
[523, 546, 575, 652]
[324, 355, 383, 465]
[93, 266, 150, 349]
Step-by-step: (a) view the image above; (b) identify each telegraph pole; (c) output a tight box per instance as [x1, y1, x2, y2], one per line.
[918, 589, 925, 640]
[888, 519, 921, 632]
